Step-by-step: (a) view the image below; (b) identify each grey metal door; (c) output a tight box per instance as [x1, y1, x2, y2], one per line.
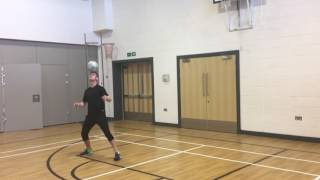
[4, 64, 43, 131]
[0, 66, 4, 132]
[42, 65, 70, 126]
[68, 47, 87, 122]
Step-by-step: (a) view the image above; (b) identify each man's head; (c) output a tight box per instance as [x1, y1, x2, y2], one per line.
[89, 71, 99, 85]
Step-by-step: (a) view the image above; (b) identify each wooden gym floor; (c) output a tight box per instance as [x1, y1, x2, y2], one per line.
[1, 120, 320, 180]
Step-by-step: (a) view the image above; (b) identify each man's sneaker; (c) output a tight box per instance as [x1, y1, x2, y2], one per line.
[80, 148, 92, 156]
[114, 152, 121, 161]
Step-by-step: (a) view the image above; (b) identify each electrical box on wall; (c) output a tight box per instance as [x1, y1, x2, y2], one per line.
[162, 74, 170, 83]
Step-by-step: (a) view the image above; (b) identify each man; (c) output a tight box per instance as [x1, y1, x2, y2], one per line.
[74, 71, 120, 161]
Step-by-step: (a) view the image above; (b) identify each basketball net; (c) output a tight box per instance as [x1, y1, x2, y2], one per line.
[223, 0, 253, 31]
[102, 43, 114, 117]
[104, 43, 114, 59]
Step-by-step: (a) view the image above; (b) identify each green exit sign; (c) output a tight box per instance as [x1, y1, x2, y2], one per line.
[127, 52, 136, 57]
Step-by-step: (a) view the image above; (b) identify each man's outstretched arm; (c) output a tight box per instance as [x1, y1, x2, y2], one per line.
[102, 95, 112, 102]
[74, 101, 86, 108]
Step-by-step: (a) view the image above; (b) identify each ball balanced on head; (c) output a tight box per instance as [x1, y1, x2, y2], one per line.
[87, 61, 98, 72]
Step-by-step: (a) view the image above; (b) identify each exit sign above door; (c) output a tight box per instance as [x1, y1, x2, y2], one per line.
[127, 52, 136, 57]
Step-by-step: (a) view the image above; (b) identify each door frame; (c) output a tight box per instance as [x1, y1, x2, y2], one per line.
[112, 57, 155, 123]
[177, 50, 241, 133]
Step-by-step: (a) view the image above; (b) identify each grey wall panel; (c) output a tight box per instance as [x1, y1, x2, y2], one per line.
[42, 65, 70, 126]
[0, 40, 37, 64]
[68, 46, 87, 122]
[4, 64, 43, 131]
[0, 69, 3, 132]
[0, 39, 97, 127]
[37, 43, 69, 65]
[87, 46, 98, 61]
[0, 45, 3, 63]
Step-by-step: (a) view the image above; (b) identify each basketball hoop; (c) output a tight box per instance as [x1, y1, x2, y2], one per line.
[219, 0, 254, 32]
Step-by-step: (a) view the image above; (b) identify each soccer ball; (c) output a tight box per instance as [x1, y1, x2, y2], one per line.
[87, 61, 98, 72]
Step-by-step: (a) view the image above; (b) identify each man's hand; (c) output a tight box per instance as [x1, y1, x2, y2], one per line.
[102, 95, 112, 102]
[74, 102, 85, 108]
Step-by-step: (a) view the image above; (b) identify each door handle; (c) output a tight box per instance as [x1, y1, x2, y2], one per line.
[202, 73, 205, 96]
[1, 66, 5, 86]
[206, 73, 209, 96]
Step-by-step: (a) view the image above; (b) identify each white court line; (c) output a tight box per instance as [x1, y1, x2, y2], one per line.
[0, 138, 99, 159]
[0, 134, 125, 159]
[2, 130, 319, 166]
[119, 132, 201, 146]
[0, 132, 123, 154]
[185, 151, 320, 177]
[119, 132, 320, 164]
[102, 137, 181, 153]
[314, 176, 320, 180]
[1, 130, 319, 178]
[0, 136, 97, 154]
[89, 137, 320, 179]
[83, 145, 205, 180]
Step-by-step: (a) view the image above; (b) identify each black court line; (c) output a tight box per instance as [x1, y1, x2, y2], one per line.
[46, 136, 133, 180]
[76, 155, 173, 180]
[72, 135, 174, 180]
[114, 125, 320, 156]
[46, 128, 162, 180]
[71, 161, 91, 180]
[46, 135, 133, 180]
[47, 140, 83, 180]
[46, 136, 101, 180]
[213, 149, 288, 180]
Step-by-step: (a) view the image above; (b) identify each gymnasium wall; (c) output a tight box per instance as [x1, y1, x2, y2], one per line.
[240, 0, 320, 137]
[0, 0, 93, 44]
[103, 0, 240, 124]
[0, 39, 98, 127]
[103, 0, 320, 138]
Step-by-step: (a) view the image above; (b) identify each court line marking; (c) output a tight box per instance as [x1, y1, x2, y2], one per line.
[0, 134, 125, 159]
[115, 125, 320, 157]
[83, 145, 205, 180]
[0, 135, 99, 154]
[0, 131, 168, 158]
[106, 138, 182, 153]
[0, 138, 100, 159]
[1, 131, 319, 178]
[212, 149, 287, 179]
[0, 132, 123, 154]
[2, 130, 320, 166]
[119, 132, 320, 164]
[185, 151, 320, 177]
[86, 137, 320, 179]
[74, 136, 175, 180]
[0, 129, 82, 146]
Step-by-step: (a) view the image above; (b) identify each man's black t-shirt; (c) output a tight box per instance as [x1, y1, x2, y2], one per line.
[83, 85, 108, 117]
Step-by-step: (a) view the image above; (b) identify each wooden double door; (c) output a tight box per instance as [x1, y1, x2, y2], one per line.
[123, 62, 153, 121]
[179, 54, 239, 133]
